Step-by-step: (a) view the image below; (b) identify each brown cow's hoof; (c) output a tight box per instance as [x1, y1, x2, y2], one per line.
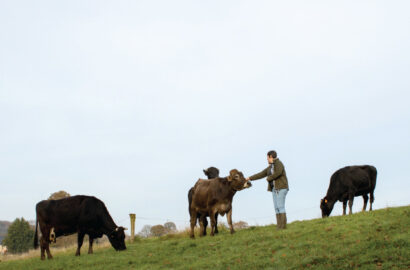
[41, 257, 45, 261]
[190, 235, 195, 239]
[230, 230, 235, 234]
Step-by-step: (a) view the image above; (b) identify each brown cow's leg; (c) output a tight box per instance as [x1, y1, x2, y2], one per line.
[190, 211, 197, 239]
[88, 237, 94, 254]
[362, 194, 369, 212]
[209, 210, 217, 236]
[76, 232, 85, 256]
[227, 209, 235, 234]
[202, 216, 208, 236]
[348, 194, 354, 215]
[214, 214, 219, 234]
[342, 200, 347, 215]
[199, 216, 205, 237]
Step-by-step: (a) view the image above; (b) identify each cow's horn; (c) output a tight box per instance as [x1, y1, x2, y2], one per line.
[116, 227, 119, 231]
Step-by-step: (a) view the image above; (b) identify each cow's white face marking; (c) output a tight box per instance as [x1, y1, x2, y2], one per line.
[244, 181, 251, 188]
[50, 227, 56, 242]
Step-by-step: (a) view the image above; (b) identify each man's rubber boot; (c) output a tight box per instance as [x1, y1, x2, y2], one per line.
[276, 214, 281, 229]
[279, 213, 287, 229]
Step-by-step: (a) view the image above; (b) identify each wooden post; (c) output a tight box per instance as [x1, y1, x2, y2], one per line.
[129, 213, 136, 242]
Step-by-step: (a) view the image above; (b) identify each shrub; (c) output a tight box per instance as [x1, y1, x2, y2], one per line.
[233, 221, 249, 230]
[138, 225, 152, 238]
[164, 222, 177, 233]
[2, 218, 34, 254]
[48, 190, 70, 200]
[150, 225, 167, 237]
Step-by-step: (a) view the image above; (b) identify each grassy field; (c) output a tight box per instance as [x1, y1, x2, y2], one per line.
[0, 206, 408, 270]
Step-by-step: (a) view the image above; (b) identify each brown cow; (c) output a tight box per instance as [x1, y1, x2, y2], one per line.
[189, 169, 252, 238]
[188, 167, 220, 236]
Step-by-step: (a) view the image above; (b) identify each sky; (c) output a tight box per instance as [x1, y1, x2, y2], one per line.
[1, 1, 409, 233]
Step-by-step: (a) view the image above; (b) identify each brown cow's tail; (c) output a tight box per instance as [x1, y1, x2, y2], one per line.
[188, 187, 194, 214]
[34, 212, 39, 249]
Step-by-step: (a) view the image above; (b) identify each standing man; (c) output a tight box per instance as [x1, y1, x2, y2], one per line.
[246, 150, 289, 229]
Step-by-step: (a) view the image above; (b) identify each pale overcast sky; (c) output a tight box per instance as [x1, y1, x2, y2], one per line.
[1, 1, 409, 232]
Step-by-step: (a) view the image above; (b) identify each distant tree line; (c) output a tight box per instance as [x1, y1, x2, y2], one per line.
[138, 221, 248, 238]
[138, 221, 177, 238]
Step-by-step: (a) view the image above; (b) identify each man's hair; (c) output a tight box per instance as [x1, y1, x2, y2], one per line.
[267, 150, 277, 158]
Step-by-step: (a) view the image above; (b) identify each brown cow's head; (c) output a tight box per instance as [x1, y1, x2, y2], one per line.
[227, 169, 252, 191]
[320, 197, 335, 218]
[108, 227, 127, 251]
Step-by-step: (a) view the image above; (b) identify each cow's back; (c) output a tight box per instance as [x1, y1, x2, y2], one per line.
[328, 165, 376, 197]
[36, 195, 104, 227]
[191, 178, 233, 212]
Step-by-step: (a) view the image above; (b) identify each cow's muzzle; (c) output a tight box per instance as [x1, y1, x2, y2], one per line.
[244, 181, 252, 188]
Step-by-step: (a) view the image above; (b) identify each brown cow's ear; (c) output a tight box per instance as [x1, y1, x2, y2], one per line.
[227, 175, 233, 181]
[229, 169, 238, 175]
[324, 199, 328, 203]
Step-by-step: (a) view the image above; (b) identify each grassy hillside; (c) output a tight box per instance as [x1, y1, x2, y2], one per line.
[0, 206, 408, 270]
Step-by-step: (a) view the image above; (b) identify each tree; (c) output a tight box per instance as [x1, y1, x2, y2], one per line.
[2, 218, 34, 254]
[138, 225, 152, 238]
[150, 225, 166, 237]
[48, 190, 70, 200]
[164, 222, 177, 233]
[233, 221, 249, 230]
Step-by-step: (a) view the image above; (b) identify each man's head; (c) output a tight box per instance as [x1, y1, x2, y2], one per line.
[267, 150, 277, 164]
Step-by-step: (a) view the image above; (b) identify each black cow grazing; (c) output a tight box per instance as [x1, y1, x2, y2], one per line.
[34, 195, 127, 260]
[320, 165, 377, 217]
[188, 167, 220, 236]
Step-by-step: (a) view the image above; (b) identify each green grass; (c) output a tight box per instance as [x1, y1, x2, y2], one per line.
[1, 206, 409, 270]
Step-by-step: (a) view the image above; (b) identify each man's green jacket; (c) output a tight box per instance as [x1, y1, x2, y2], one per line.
[249, 158, 289, 191]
